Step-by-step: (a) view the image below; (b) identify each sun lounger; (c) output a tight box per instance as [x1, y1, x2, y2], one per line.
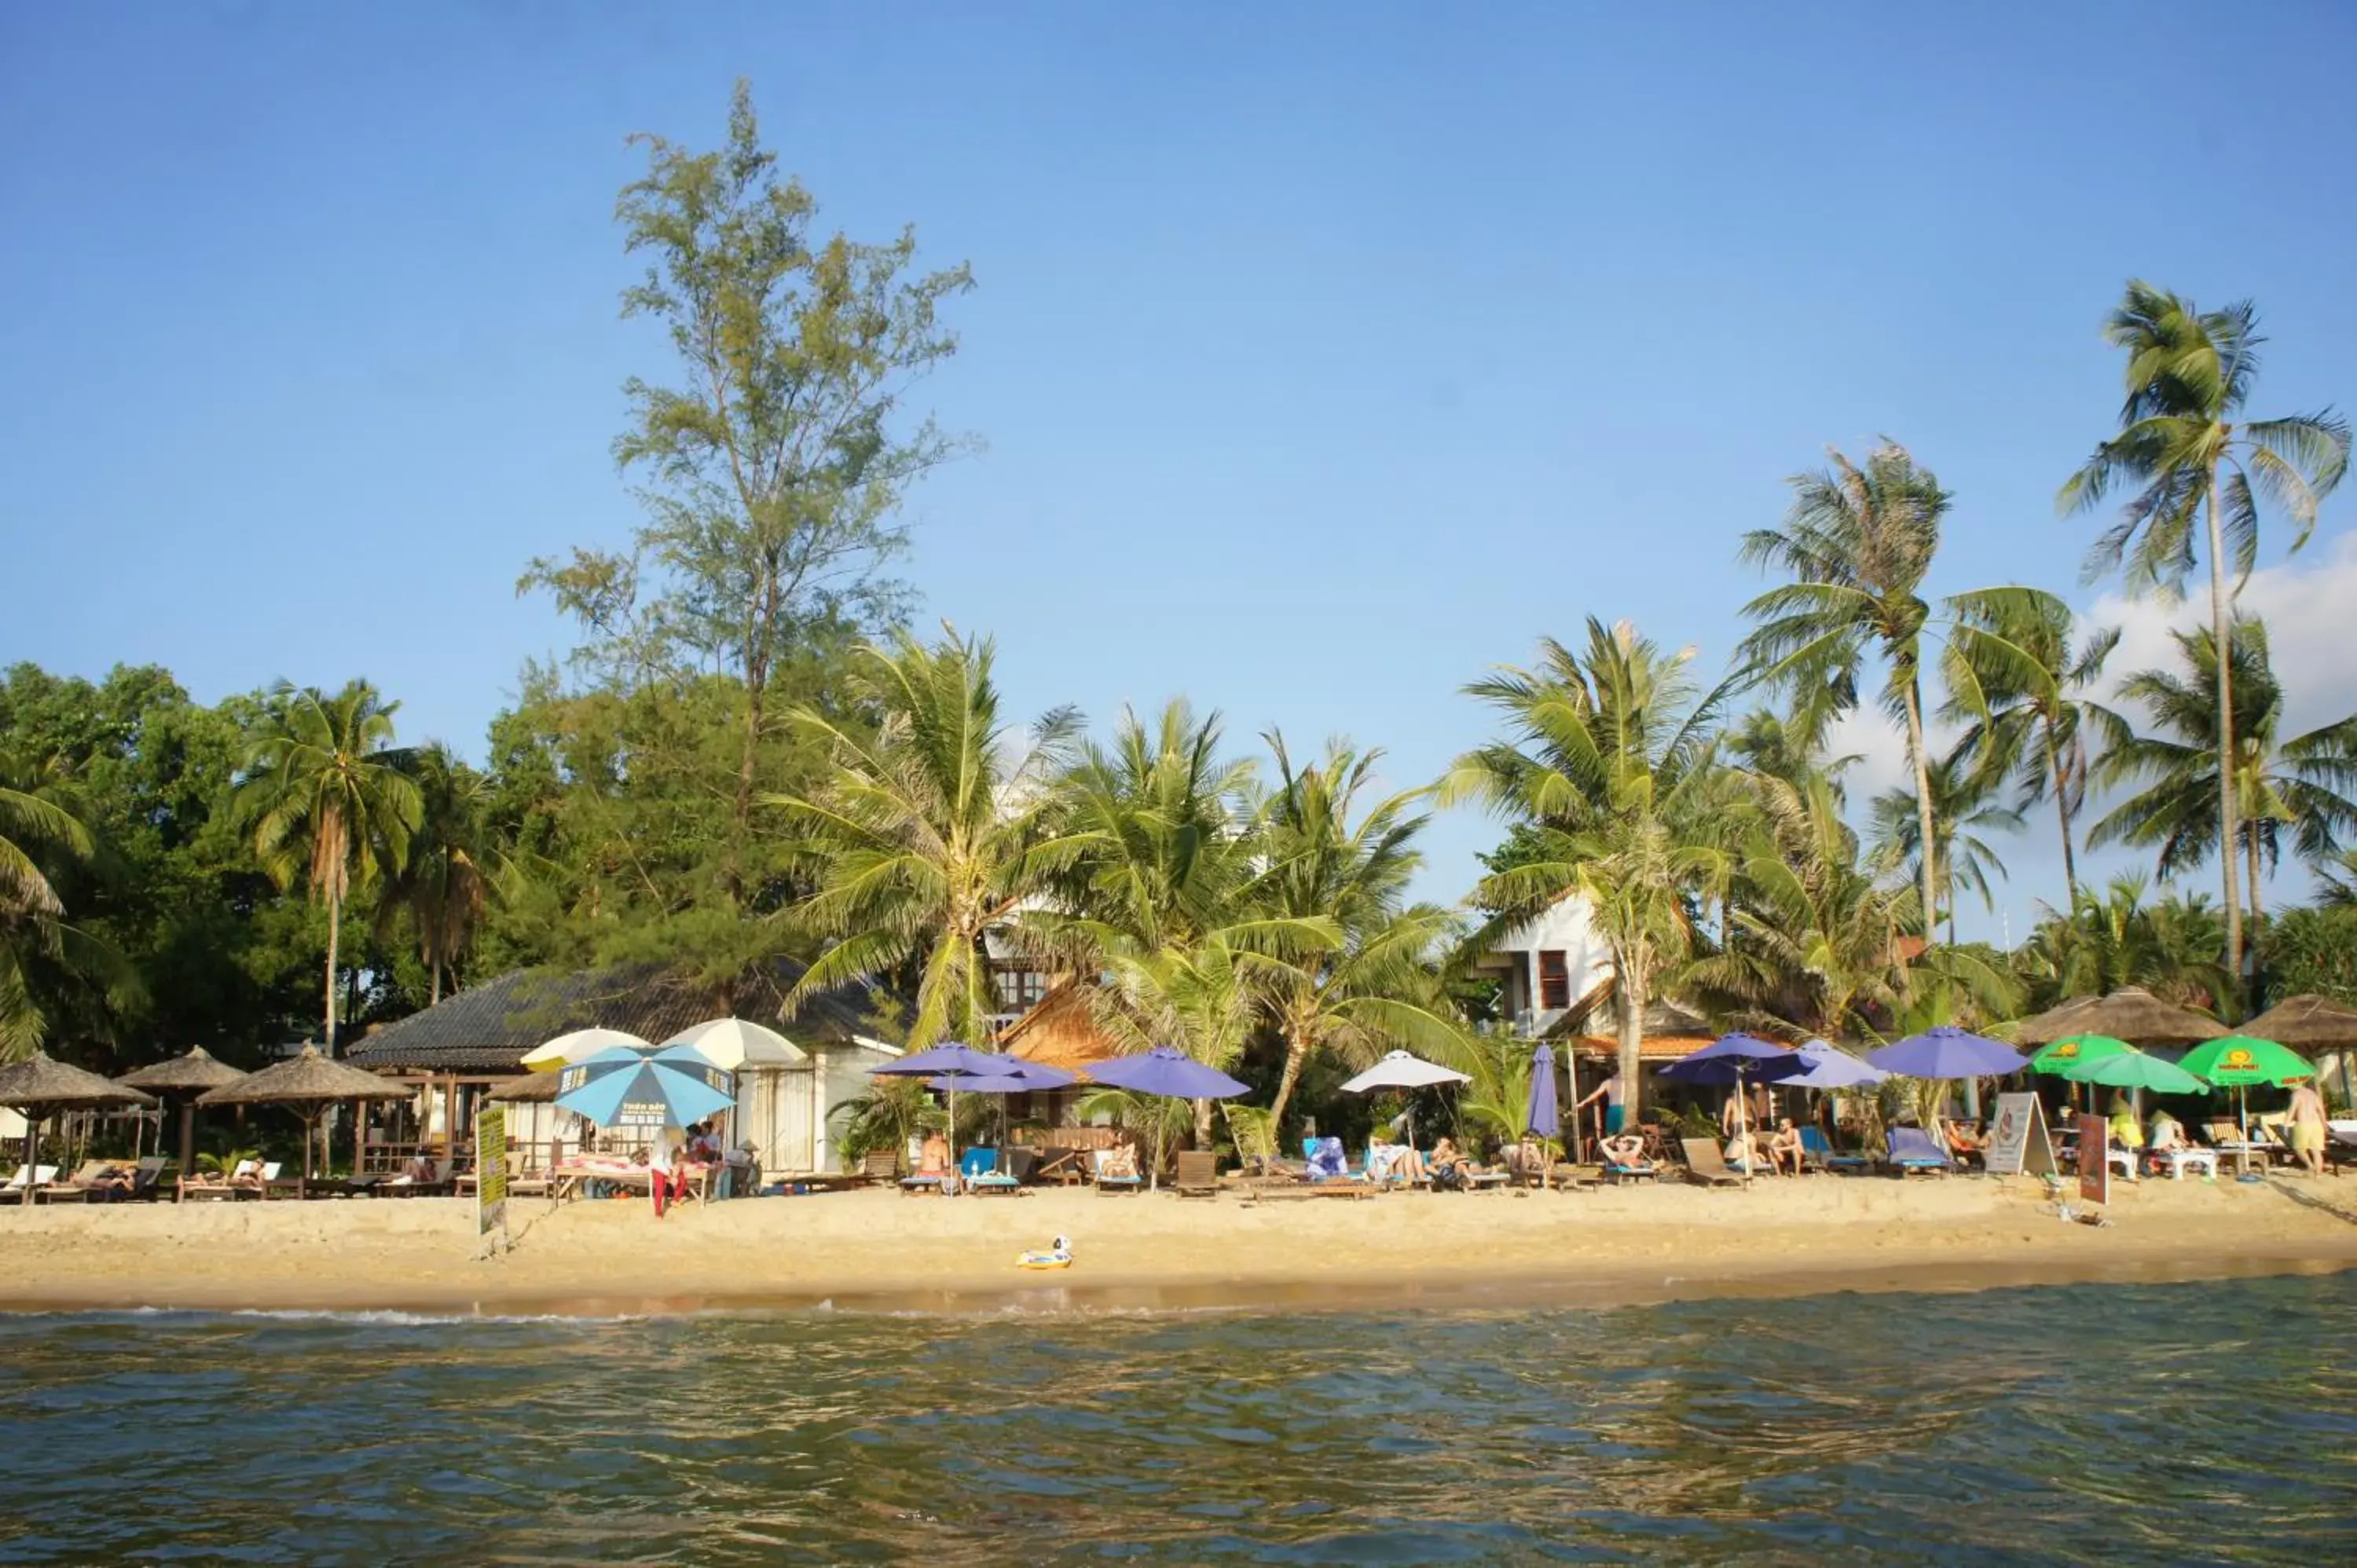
[1172, 1149, 1221, 1198]
[178, 1158, 260, 1202]
[1886, 1127, 1955, 1176]
[1678, 1138, 1744, 1187]
[900, 1168, 952, 1196]
[2, 1163, 60, 1204]
[960, 1148, 1022, 1196]
[1091, 1148, 1145, 1194]
[1600, 1155, 1658, 1185]
[859, 1149, 901, 1185]
[1799, 1126, 1872, 1175]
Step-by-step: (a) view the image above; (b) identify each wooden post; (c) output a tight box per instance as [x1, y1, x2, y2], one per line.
[178, 1100, 196, 1178]
[442, 1076, 458, 1164]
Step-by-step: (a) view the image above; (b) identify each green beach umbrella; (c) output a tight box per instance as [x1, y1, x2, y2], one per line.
[2177, 1035, 2316, 1178]
[2062, 1046, 2205, 1096]
[2029, 1034, 2132, 1075]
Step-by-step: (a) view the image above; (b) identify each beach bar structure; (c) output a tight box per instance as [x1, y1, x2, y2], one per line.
[344, 960, 892, 1177]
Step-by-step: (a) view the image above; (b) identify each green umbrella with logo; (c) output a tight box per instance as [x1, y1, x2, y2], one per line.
[2062, 1046, 2205, 1096]
[2178, 1035, 2317, 1176]
[2028, 1034, 2132, 1075]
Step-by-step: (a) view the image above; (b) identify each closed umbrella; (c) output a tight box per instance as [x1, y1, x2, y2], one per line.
[1083, 1046, 1250, 1191]
[1524, 1042, 1560, 1140]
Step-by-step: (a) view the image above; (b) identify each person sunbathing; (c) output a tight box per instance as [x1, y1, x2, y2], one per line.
[1941, 1119, 1986, 1163]
[1098, 1143, 1139, 1181]
[1767, 1118, 1805, 1175]
[917, 1130, 951, 1175]
[1722, 1132, 1769, 1175]
[1598, 1133, 1650, 1170]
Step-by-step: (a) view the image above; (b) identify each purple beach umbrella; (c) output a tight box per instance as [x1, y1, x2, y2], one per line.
[1653, 1032, 1805, 1086]
[1085, 1046, 1249, 1101]
[871, 1042, 1015, 1160]
[1525, 1042, 1560, 1139]
[1867, 1026, 2028, 1080]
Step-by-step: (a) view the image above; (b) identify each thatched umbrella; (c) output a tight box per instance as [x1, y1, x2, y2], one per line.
[2241, 995, 2357, 1103]
[0, 1053, 156, 1201]
[484, 1073, 560, 1104]
[2012, 986, 2229, 1048]
[197, 1046, 412, 1187]
[119, 1047, 249, 1177]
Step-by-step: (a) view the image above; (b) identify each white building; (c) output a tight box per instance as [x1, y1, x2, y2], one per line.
[1468, 895, 1617, 1037]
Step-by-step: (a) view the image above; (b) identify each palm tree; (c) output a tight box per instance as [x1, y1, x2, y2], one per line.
[233, 681, 422, 1054]
[2014, 875, 2231, 1012]
[379, 744, 524, 1004]
[2060, 282, 2352, 974]
[1443, 618, 1734, 1097]
[0, 749, 136, 1058]
[770, 628, 1083, 1050]
[1090, 931, 1263, 1150]
[1736, 441, 2058, 945]
[1946, 595, 2120, 907]
[2090, 617, 2357, 926]
[1866, 749, 2025, 943]
[1248, 735, 1467, 1142]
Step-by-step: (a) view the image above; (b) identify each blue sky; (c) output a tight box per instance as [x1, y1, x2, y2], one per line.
[7, 1, 2357, 939]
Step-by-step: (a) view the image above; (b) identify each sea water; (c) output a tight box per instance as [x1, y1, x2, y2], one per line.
[2, 1273, 2352, 1563]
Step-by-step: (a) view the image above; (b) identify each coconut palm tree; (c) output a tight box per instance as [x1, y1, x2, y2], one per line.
[2089, 617, 2357, 926]
[233, 681, 423, 1054]
[1945, 595, 2120, 907]
[1736, 441, 2059, 946]
[1247, 735, 1467, 1142]
[2059, 282, 2352, 974]
[379, 744, 526, 1004]
[769, 628, 1084, 1050]
[0, 749, 137, 1058]
[1443, 618, 1736, 1097]
[2014, 875, 2231, 1011]
[1866, 749, 2026, 943]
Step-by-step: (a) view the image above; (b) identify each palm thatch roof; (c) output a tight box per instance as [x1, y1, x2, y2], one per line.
[485, 1073, 561, 1103]
[0, 1052, 157, 1112]
[198, 1046, 413, 1106]
[118, 1046, 248, 1095]
[1000, 981, 1122, 1072]
[344, 959, 874, 1075]
[2012, 986, 2227, 1047]
[2241, 994, 2357, 1050]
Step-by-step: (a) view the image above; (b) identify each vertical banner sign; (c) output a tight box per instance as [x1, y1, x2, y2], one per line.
[475, 1103, 509, 1251]
[2076, 1110, 2109, 1206]
[1985, 1093, 2058, 1178]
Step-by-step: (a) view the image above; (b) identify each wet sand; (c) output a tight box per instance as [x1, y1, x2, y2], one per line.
[4, 1173, 2355, 1317]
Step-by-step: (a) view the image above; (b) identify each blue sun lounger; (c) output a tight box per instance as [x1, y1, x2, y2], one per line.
[961, 1148, 1022, 1196]
[1801, 1126, 1873, 1174]
[1886, 1126, 1956, 1176]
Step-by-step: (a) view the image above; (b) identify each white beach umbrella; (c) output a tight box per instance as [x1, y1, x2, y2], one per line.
[520, 1028, 654, 1073]
[658, 1017, 806, 1072]
[1339, 1051, 1472, 1094]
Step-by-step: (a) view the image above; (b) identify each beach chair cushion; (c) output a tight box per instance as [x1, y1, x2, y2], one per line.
[1304, 1138, 1349, 1181]
[1886, 1127, 1954, 1173]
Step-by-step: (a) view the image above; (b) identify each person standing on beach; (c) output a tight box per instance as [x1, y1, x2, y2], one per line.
[1574, 1067, 1629, 1135]
[2287, 1077, 2330, 1178]
[648, 1124, 687, 1218]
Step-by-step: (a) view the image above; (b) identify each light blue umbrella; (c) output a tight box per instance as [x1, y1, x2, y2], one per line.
[1783, 1039, 1888, 1090]
[555, 1045, 735, 1131]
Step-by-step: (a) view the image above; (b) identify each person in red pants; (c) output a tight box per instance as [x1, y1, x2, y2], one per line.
[649, 1125, 689, 1218]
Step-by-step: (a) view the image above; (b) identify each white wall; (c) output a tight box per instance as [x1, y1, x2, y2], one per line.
[1487, 895, 1616, 1033]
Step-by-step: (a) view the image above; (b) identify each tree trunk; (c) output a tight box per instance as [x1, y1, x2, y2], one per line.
[1193, 1097, 1212, 1149]
[2050, 727, 2080, 907]
[429, 959, 442, 1007]
[1266, 1035, 1310, 1152]
[1901, 679, 1941, 947]
[1617, 954, 1644, 1119]
[324, 890, 340, 1056]
[2206, 465, 2244, 982]
[2247, 830, 2265, 932]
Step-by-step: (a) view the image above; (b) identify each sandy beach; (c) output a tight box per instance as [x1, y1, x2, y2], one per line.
[4, 1173, 2355, 1317]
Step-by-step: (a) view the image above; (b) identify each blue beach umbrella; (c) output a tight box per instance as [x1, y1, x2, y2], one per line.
[555, 1045, 735, 1131]
[869, 1042, 1018, 1153]
[1083, 1046, 1249, 1191]
[1656, 1034, 1805, 1181]
[1525, 1042, 1561, 1140]
[1783, 1039, 1888, 1090]
[1867, 1026, 2028, 1080]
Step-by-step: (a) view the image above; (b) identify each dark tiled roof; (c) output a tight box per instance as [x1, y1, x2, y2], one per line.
[345, 961, 874, 1074]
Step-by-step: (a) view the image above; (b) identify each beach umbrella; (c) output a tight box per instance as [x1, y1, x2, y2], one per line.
[0, 1053, 156, 1207]
[2027, 1034, 2132, 1076]
[2011, 987, 2226, 1048]
[2240, 995, 2357, 1107]
[2177, 1035, 2317, 1177]
[1340, 1051, 1472, 1147]
[1657, 1034, 1804, 1179]
[519, 1027, 655, 1072]
[555, 1044, 735, 1131]
[1868, 1026, 2029, 1080]
[1525, 1042, 1560, 1141]
[196, 1046, 411, 1186]
[118, 1046, 248, 1177]
[2062, 1046, 2206, 1097]
[1083, 1046, 1250, 1191]
[925, 1059, 1077, 1146]
[1783, 1039, 1887, 1090]
[870, 1042, 1016, 1155]
[657, 1017, 805, 1072]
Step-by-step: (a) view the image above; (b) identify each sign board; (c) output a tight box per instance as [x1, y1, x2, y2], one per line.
[475, 1103, 509, 1249]
[2076, 1110, 2109, 1206]
[1984, 1093, 2058, 1178]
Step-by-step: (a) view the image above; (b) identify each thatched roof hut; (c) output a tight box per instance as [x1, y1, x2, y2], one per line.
[0, 1053, 154, 1193]
[118, 1047, 249, 1174]
[484, 1073, 561, 1104]
[200, 1046, 413, 1185]
[2241, 994, 2357, 1049]
[2012, 986, 2227, 1047]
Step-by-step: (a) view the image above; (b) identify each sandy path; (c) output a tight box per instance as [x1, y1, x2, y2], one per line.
[3, 1174, 2355, 1315]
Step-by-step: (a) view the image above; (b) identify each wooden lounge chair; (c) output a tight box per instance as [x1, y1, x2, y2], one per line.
[1678, 1138, 1744, 1188]
[860, 1149, 901, 1186]
[1092, 1148, 1145, 1195]
[1172, 1149, 1221, 1198]
[1886, 1127, 1955, 1177]
[178, 1158, 259, 1202]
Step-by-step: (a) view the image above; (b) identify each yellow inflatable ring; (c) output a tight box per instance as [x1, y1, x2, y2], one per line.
[1016, 1251, 1072, 1269]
